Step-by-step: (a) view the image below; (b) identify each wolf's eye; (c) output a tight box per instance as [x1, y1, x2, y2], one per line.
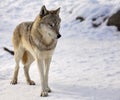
[49, 23, 55, 28]
[49, 24, 53, 27]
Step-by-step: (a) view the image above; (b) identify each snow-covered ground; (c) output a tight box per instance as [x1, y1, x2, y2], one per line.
[0, 0, 120, 100]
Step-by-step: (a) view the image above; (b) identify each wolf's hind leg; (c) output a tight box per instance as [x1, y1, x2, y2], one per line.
[23, 51, 35, 85]
[24, 65, 35, 85]
[11, 47, 24, 85]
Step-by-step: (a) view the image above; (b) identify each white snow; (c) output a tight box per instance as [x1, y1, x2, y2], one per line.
[0, 0, 120, 100]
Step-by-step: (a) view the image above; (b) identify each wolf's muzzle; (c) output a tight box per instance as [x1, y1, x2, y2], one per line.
[57, 34, 61, 39]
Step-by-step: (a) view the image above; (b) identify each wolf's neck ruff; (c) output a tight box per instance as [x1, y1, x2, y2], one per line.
[29, 16, 57, 51]
[29, 35, 57, 51]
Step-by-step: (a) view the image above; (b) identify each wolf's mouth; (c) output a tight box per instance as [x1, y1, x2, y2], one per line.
[48, 33, 61, 39]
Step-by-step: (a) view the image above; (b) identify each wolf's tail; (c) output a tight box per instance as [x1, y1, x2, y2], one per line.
[3, 47, 14, 55]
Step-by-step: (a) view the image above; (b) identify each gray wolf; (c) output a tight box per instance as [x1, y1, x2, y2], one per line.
[4, 5, 61, 97]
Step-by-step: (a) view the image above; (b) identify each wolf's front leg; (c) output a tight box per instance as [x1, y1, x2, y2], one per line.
[44, 57, 52, 92]
[37, 59, 48, 97]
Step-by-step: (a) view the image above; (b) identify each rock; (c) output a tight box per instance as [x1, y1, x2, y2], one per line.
[92, 18, 97, 21]
[92, 16, 108, 28]
[76, 16, 85, 22]
[92, 23, 101, 28]
[107, 10, 120, 31]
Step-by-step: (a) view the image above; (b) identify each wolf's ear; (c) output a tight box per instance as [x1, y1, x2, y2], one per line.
[56, 7, 60, 15]
[40, 5, 48, 17]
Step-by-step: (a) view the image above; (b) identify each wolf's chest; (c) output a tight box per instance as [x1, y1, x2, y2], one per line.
[34, 48, 55, 59]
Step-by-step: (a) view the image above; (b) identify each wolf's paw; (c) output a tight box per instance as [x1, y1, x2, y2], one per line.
[40, 91, 48, 97]
[10, 80, 17, 85]
[28, 80, 35, 85]
[46, 87, 52, 93]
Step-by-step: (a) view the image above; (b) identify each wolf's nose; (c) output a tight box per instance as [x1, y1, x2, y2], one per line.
[57, 34, 61, 39]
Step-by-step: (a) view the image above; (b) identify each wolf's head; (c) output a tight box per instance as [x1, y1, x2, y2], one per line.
[38, 5, 61, 39]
